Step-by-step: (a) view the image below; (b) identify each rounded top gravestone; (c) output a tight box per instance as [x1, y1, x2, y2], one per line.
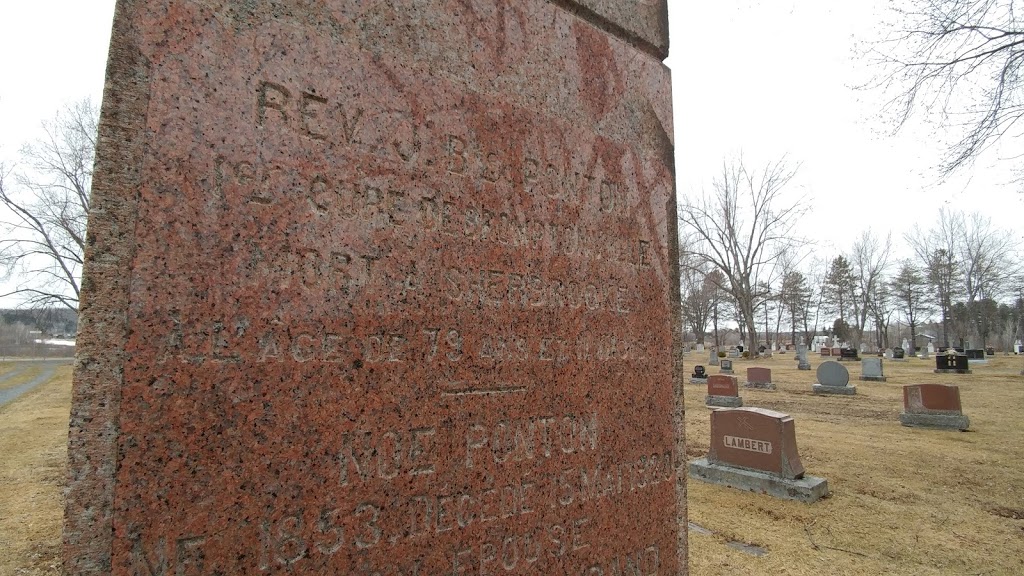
[816, 361, 850, 387]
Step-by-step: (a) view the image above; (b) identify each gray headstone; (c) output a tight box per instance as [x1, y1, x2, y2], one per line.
[883, 348, 893, 359]
[860, 358, 886, 381]
[709, 348, 719, 366]
[816, 361, 850, 387]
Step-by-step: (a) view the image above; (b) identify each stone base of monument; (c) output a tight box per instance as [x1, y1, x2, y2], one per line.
[812, 384, 857, 395]
[860, 376, 887, 382]
[933, 369, 972, 374]
[688, 457, 829, 503]
[744, 382, 777, 390]
[899, 412, 970, 431]
[689, 378, 708, 385]
[890, 358, 907, 362]
[705, 395, 743, 408]
[798, 363, 811, 371]
[720, 369, 734, 375]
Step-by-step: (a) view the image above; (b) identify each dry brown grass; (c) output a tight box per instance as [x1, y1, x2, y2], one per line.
[0, 363, 71, 576]
[686, 352, 1024, 575]
[1, 355, 1023, 575]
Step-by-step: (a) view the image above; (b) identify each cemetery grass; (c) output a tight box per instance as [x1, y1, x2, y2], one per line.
[0, 362, 70, 576]
[2, 359, 1024, 574]
[686, 353, 1024, 575]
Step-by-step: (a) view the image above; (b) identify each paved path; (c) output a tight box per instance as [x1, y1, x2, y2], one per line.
[0, 359, 69, 408]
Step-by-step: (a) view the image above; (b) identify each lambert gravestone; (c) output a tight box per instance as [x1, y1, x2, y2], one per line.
[64, 1, 683, 574]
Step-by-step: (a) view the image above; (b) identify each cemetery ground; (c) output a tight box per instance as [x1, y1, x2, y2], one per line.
[1, 356, 1023, 575]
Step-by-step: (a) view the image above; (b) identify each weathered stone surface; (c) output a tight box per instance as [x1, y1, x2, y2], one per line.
[705, 395, 743, 408]
[64, 1, 682, 574]
[820, 347, 831, 357]
[708, 348, 719, 366]
[816, 361, 850, 387]
[860, 358, 886, 382]
[707, 407, 805, 480]
[560, 0, 669, 59]
[689, 458, 828, 503]
[812, 383, 858, 395]
[899, 412, 970, 430]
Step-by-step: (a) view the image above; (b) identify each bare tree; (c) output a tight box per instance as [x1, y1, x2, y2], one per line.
[960, 211, 1021, 301]
[891, 260, 933, 351]
[0, 98, 96, 311]
[872, 0, 1024, 178]
[679, 156, 807, 356]
[851, 230, 893, 348]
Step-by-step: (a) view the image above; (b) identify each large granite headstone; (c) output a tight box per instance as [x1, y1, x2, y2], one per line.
[860, 358, 886, 382]
[688, 408, 828, 503]
[813, 361, 856, 395]
[64, 1, 683, 573]
[899, 384, 970, 430]
[705, 375, 742, 408]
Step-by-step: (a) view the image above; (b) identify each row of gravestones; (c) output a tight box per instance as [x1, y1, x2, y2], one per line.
[688, 357, 972, 503]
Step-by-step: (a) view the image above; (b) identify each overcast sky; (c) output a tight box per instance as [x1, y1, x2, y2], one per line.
[1, 1, 1021, 306]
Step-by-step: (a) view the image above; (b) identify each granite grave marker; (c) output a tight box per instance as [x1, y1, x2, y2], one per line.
[744, 367, 775, 390]
[705, 375, 742, 408]
[688, 408, 828, 503]
[813, 361, 856, 395]
[720, 359, 734, 375]
[860, 358, 886, 382]
[899, 384, 970, 430]
[63, 1, 684, 573]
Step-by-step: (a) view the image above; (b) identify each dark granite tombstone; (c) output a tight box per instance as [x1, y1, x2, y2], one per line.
[935, 352, 972, 374]
[965, 349, 985, 360]
[985, 347, 995, 356]
[839, 348, 859, 361]
[893, 347, 905, 359]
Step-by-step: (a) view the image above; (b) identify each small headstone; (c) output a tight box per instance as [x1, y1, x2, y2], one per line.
[860, 358, 886, 382]
[720, 359, 734, 375]
[706, 375, 742, 408]
[689, 408, 829, 503]
[965, 349, 987, 363]
[985, 347, 995, 356]
[831, 347, 842, 357]
[690, 365, 708, 384]
[709, 348, 720, 366]
[796, 344, 811, 370]
[820, 347, 831, 357]
[927, 342, 935, 354]
[899, 384, 970, 430]
[727, 349, 740, 359]
[745, 367, 775, 390]
[696, 343, 705, 352]
[813, 361, 856, 395]
[902, 338, 910, 351]
[934, 352, 972, 374]
[883, 348, 893, 359]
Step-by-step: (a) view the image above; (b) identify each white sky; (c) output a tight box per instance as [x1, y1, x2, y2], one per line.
[0, 1, 1021, 307]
